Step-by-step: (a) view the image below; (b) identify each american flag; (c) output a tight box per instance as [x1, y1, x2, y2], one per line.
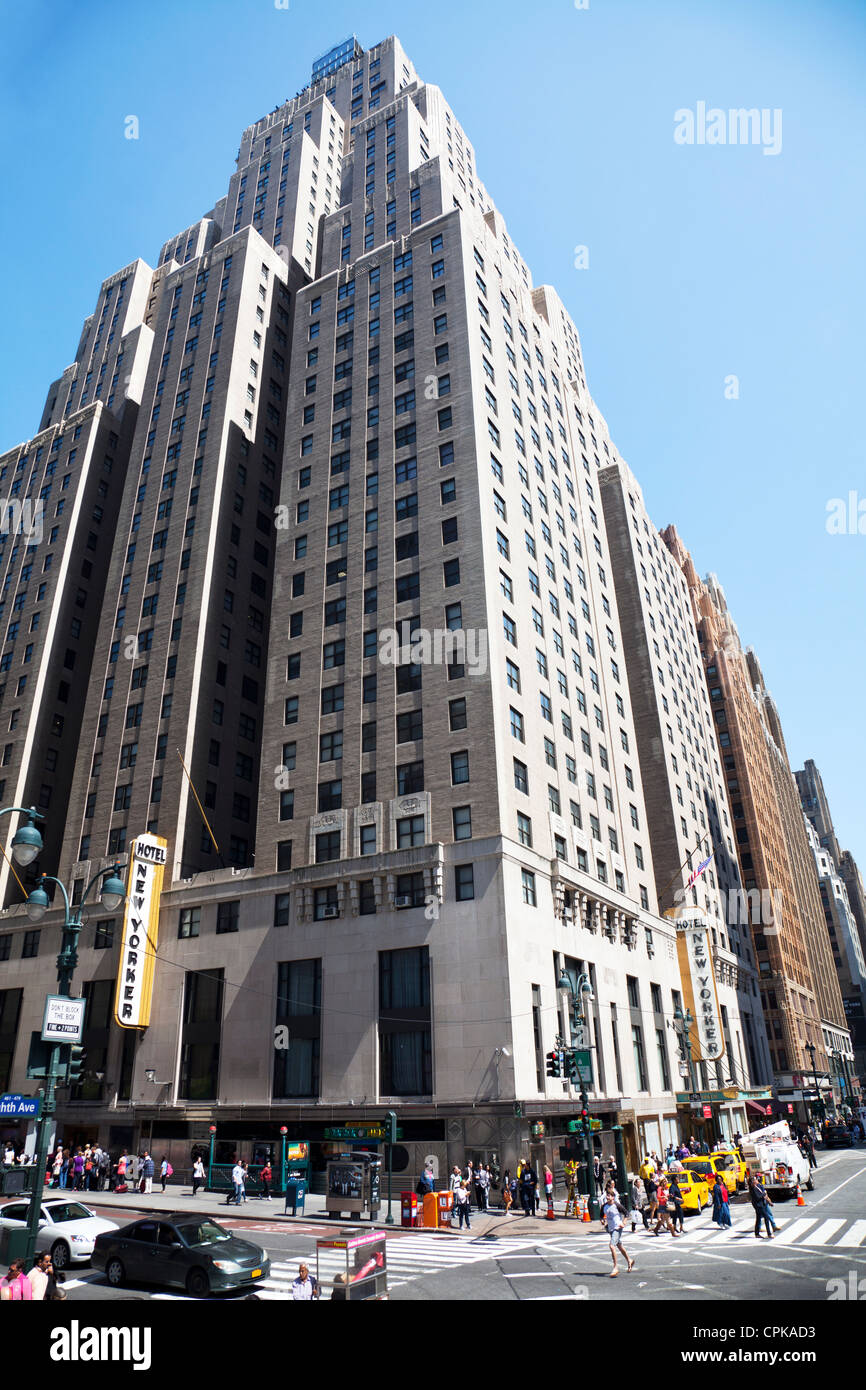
[686, 852, 714, 889]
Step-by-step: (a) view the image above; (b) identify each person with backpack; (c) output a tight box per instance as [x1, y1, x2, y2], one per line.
[160, 1155, 173, 1192]
[98, 1147, 111, 1190]
[600, 1181, 634, 1277]
[115, 1150, 128, 1192]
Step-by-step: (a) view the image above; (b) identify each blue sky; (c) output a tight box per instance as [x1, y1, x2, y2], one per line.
[1, 0, 864, 866]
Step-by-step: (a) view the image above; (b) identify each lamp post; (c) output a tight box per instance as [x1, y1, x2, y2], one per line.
[208, 1125, 217, 1189]
[557, 969, 599, 1219]
[21, 864, 126, 1270]
[279, 1126, 288, 1195]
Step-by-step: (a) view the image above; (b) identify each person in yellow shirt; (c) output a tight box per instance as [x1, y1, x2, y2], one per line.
[639, 1156, 655, 1182]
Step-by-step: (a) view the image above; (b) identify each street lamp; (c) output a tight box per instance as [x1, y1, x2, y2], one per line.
[9, 810, 45, 867]
[21, 863, 126, 1270]
[557, 969, 599, 1219]
[674, 1006, 698, 1142]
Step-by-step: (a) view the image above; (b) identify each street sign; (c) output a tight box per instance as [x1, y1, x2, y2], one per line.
[573, 1049, 592, 1072]
[323, 1124, 403, 1141]
[0, 1094, 41, 1118]
[42, 995, 86, 1044]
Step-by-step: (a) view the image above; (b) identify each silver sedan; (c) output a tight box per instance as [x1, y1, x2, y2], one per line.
[0, 1198, 118, 1269]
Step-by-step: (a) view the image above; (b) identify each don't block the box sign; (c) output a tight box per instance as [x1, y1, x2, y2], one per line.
[114, 833, 167, 1029]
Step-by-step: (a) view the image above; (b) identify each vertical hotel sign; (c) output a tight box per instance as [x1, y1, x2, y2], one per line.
[675, 914, 725, 1061]
[114, 833, 167, 1029]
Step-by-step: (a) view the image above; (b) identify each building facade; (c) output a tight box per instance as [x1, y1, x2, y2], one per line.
[0, 35, 777, 1178]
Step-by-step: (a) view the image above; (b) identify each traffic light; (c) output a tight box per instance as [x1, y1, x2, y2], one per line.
[384, 1110, 398, 1145]
[546, 1050, 562, 1078]
[564, 1050, 578, 1083]
[67, 1044, 86, 1085]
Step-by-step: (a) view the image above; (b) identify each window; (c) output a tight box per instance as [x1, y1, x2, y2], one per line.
[216, 901, 239, 934]
[521, 870, 537, 906]
[178, 907, 201, 939]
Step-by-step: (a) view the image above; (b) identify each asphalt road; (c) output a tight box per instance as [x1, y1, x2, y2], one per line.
[58, 1148, 866, 1303]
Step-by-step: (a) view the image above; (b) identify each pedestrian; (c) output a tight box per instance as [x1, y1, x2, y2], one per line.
[519, 1161, 538, 1217]
[291, 1262, 320, 1300]
[454, 1179, 471, 1230]
[27, 1252, 58, 1301]
[51, 1148, 63, 1189]
[2, 1143, 13, 1166]
[0, 1259, 33, 1300]
[711, 1172, 732, 1229]
[653, 1178, 680, 1237]
[630, 1175, 646, 1232]
[600, 1181, 634, 1277]
[140, 1151, 154, 1195]
[639, 1154, 655, 1181]
[476, 1163, 490, 1213]
[699, 1138, 710, 1156]
[72, 1148, 85, 1191]
[260, 1161, 272, 1200]
[667, 1174, 686, 1232]
[417, 1163, 434, 1196]
[228, 1159, 244, 1205]
[448, 1165, 462, 1195]
[192, 1155, 205, 1196]
[160, 1155, 170, 1192]
[116, 1150, 128, 1191]
[502, 1169, 513, 1213]
[465, 1160, 474, 1207]
[643, 1170, 658, 1229]
[592, 1153, 603, 1197]
[748, 1173, 776, 1239]
[98, 1147, 111, 1190]
[543, 1163, 554, 1213]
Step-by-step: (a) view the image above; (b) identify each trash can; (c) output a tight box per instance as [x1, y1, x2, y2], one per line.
[436, 1191, 453, 1228]
[400, 1191, 421, 1227]
[284, 1179, 307, 1216]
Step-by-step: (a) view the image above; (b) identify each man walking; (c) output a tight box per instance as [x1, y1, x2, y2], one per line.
[228, 1159, 244, 1205]
[291, 1262, 320, 1299]
[519, 1161, 538, 1218]
[600, 1181, 634, 1277]
[453, 1180, 471, 1230]
[748, 1173, 777, 1238]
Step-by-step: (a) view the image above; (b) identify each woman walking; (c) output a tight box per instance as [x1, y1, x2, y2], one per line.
[502, 1169, 513, 1213]
[543, 1163, 554, 1214]
[630, 1175, 646, 1233]
[454, 1179, 471, 1230]
[51, 1148, 63, 1189]
[260, 1160, 273, 1201]
[159, 1155, 171, 1192]
[192, 1155, 205, 1196]
[668, 1174, 686, 1233]
[600, 1181, 634, 1277]
[653, 1177, 680, 1237]
[711, 1172, 732, 1229]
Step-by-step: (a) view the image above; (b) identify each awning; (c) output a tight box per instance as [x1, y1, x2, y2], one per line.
[746, 1100, 776, 1118]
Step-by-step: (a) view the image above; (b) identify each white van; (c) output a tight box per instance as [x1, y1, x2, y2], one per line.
[741, 1121, 813, 1196]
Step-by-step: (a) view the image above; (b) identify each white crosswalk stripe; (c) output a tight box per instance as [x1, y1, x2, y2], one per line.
[572, 1211, 866, 1252]
[254, 1234, 532, 1297]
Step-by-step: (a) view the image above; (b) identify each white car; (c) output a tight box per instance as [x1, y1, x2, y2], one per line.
[0, 1199, 118, 1269]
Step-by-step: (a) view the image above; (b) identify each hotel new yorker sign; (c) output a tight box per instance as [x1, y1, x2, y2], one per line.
[676, 914, 725, 1061]
[114, 833, 167, 1029]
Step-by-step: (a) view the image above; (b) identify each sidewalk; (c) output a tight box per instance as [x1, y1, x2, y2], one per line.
[47, 1183, 601, 1238]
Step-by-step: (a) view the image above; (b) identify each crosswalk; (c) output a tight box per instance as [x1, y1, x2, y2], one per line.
[572, 1212, 866, 1253]
[255, 1233, 534, 1298]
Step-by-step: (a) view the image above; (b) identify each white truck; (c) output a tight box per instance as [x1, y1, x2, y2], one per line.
[741, 1121, 813, 1195]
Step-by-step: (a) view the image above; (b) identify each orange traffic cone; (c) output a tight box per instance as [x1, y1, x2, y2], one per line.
[546, 1202, 556, 1220]
[582, 1199, 591, 1223]
[796, 1183, 805, 1206]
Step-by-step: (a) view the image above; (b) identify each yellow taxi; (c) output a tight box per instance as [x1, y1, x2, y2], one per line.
[709, 1148, 747, 1193]
[668, 1162, 711, 1213]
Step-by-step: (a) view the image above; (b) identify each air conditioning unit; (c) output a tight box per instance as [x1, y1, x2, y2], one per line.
[321, 905, 339, 919]
[394, 895, 412, 907]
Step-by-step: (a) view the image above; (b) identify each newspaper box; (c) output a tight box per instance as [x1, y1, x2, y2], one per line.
[401, 1191, 422, 1227]
[437, 1190, 453, 1228]
[316, 1231, 389, 1300]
